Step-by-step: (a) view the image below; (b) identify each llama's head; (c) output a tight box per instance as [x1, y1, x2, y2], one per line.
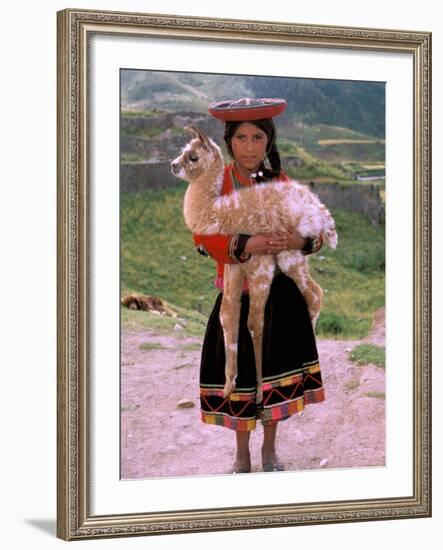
[171, 125, 223, 183]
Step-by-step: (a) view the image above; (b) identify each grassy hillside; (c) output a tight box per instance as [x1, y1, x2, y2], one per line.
[121, 70, 385, 139]
[289, 124, 385, 163]
[121, 182, 217, 313]
[121, 185, 385, 340]
[121, 70, 254, 112]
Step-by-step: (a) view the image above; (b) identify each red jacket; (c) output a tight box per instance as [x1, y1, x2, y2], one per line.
[193, 163, 290, 291]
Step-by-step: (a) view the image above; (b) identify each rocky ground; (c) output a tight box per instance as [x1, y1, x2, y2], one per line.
[121, 309, 385, 479]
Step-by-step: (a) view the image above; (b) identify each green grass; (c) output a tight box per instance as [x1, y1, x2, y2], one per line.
[310, 208, 385, 338]
[349, 343, 386, 368]
[344, 380, 360, 393]
[121, 183, 218, 317]
[363, 391, 385, 399]
[139, 342, 165, 351]
[121, 302, 208, 338]
[180, 342, 203, 351]
[138, 341, 203, 352]
[121, 186, 385, 339]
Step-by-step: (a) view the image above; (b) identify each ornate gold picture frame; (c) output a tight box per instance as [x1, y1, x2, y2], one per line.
[57, 8, 431, 540]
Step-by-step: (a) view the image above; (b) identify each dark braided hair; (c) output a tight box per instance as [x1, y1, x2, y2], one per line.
[223, 118, 282, 183]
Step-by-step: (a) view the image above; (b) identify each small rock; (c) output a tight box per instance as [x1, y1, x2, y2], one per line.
[319, 458, 329, 468]
[174, 323, 184, 331]
[180, 256, 187, 261]
[176, 399, 195, 409]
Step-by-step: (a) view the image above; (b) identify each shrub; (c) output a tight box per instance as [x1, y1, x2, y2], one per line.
[317, 312, 346, 335]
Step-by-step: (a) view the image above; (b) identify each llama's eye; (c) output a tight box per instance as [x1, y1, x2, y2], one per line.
[189, 153, 199, 162]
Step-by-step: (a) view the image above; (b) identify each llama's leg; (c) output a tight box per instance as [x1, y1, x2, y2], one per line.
[305, 277, 323, 330]
[244, 256, 275, 404]
[276, 251, 323, 330]
[220, 264, 244, 397]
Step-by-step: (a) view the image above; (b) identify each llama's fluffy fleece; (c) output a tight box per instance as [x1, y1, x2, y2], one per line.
[190, 179, 335, 245]
[181, 137, 336, 249]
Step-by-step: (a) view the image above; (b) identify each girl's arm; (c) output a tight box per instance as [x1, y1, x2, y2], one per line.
[193, 233, 251, 263]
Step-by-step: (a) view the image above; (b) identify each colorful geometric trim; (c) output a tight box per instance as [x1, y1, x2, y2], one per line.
[200, 361, 325, 432]
[261, 387, 325, 425]
[201, 411, 257, 432]
[261, 362, 325, 424]
[200, 387, 258, 431]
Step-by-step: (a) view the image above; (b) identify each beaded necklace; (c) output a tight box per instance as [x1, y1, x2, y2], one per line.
[230, 163, 265, 191]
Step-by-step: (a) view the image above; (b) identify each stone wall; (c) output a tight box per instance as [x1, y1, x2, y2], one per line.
[120, 162, 179, 192]
[307, 181, 384, 226]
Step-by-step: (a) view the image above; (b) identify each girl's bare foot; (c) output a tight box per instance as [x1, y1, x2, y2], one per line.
[261, 447, 285, 472]
[231, 456, 251, 474]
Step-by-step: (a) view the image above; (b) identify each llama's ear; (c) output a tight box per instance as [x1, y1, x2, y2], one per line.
[185, 125, 199, 139]
[185, 125, 211, 151]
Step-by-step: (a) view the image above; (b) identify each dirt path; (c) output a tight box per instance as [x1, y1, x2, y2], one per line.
[121, 309, 385, 479]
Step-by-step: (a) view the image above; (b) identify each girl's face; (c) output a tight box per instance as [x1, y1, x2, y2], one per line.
[230, 122, 268, 175]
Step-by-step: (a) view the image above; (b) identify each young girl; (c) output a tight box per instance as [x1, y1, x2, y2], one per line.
[193, 98, 325, 473]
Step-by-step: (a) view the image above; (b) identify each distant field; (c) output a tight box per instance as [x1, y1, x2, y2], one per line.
[284, 124, 385, 168]
[317, 139, 385, 145]
[361, 163, 385, 169]
[121, 185, 385, 340]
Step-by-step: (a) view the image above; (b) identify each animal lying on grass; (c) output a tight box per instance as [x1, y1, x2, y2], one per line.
[121, 294, 177, 317]
[171, 125, 337, 402]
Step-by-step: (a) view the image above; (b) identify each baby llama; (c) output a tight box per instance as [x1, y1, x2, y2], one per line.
[171, 125, 337, 402]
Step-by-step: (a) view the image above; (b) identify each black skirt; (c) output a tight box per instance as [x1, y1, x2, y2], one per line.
[200, 273, 325, 431]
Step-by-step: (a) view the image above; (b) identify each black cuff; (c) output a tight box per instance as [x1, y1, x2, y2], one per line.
[301, 236, 323, 256]
[196, 244, 209, 257]
[234, 234, 252, 262]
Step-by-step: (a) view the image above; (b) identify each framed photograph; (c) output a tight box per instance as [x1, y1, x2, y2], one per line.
[57, 8, 431, 540]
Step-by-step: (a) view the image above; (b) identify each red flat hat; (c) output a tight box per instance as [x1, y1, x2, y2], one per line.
[208, 97, 287, 122]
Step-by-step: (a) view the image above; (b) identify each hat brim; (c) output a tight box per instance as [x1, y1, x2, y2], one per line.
[208, 99, 287, 122]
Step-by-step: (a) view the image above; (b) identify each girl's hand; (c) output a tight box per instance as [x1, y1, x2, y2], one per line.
[283, 230, 307, 251]
[244, 231, 307, 255]
[244, 232, 306, 255]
